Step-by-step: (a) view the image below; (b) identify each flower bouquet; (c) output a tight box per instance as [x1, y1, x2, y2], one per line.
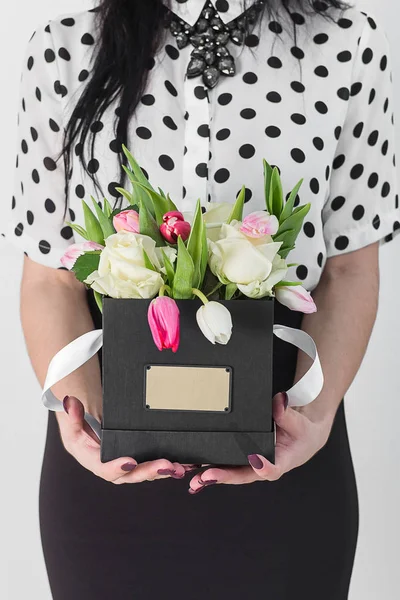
[43, 146, 323, 466]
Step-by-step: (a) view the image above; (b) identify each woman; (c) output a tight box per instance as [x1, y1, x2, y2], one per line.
[4, 0, 399, 598]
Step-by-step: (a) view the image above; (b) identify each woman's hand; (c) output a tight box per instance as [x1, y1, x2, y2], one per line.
[57, 395, 188, 484]
[187, 392, 335, 494]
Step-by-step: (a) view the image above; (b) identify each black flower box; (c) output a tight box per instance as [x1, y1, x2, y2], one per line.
[100, 297, 275, 466]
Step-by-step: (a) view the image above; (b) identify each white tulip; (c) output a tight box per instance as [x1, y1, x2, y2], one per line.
[84, 231, 166, 299]
[196, 301, 233, 345]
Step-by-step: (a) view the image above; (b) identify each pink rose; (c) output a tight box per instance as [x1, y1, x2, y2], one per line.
[240, 211, 279, 238]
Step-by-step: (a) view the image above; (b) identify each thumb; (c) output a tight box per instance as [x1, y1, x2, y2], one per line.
[273, 392, 304, 437]
[62, 395, 85, 434]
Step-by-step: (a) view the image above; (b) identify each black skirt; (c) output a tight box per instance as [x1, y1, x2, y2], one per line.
[39, 296, 359, 599]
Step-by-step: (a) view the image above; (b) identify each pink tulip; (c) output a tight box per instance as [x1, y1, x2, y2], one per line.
[240, 211, 279, 238]
[61, 241, 104, 270]
[113, 209, 140, 233]
[160, 211, 191, 244]
[275, 285, 317, 314]
[147, 296, 180, 352]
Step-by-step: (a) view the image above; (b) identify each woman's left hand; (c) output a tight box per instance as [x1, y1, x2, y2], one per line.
[188, 392, 335, 494]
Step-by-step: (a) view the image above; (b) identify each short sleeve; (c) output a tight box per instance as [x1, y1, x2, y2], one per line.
[2, 24, 74, 268]
[323, 13, 400, 257]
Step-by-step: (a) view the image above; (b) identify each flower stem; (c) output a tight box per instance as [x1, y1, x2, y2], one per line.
[192, 288, 209, 305]
[159, 284, 172, 297]
[206, 282, 223, 298]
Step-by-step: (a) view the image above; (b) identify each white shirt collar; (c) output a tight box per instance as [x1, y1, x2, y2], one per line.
[166, 1, 254, 27]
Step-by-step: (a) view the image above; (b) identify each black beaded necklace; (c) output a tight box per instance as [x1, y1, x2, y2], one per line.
[164, 0, 266, 89]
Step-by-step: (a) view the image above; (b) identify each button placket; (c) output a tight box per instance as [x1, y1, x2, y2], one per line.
[181, 79, 210, 213]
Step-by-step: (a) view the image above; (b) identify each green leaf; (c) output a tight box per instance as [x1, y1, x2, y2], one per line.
[82, 201, 104, 244]
[115, 187, 133, 205]
[186, 199, 203, 288]
[263, 159, 274, 213]
[122, 144, 156, 192]
[225, 283, 237, 300]
[143, 249, 156, 271]
[268, 167, 284, 218]
[111, 204, 139, 219]
[277, 203, 310, 236]
[280, 178, 304, 223]
[122, 165, 155, 216]
[103, 198, 113, 218]
[72, 252, 101, 283]
[200, 218, 208, 286]
[132, 181, 171, 225]
[158, 187, 166, 199]
[227, 185, 246, 224]
[139, 200, 164, 246]
[65, 221, 89, 240]
[173, 236, 194, 299]
[161, 249, 175, 287]
[166, 192, 178, 212]
[94, 291, 103, 313]
[91, 196, 115, 239]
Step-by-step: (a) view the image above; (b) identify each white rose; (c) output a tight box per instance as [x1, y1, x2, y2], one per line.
[208, 222, 284, 292]
[203, 202, 233, 242]
[84, 231, 170, 299]
[237, 255, 288, 299]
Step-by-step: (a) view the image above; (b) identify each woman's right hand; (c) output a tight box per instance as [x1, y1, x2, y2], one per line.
[56, 395, 188, 484]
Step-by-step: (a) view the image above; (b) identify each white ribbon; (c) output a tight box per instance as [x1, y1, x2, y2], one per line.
[41, 325, 324, 440]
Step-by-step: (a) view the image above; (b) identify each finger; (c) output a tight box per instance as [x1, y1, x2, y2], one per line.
[61, 395, 85, 439]
[188, 466, 259, 493]
[247, 453, 287, 481]
[273, 392, 305, 437]
[114, 458, 184, 484]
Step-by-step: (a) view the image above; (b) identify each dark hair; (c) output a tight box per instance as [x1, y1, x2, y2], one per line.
[62, 0, 352, 209]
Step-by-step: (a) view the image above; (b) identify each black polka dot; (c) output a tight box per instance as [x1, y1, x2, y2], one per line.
[266, 91, 281, 103]
[291, 81, 305, 93]
[384, 98, 389, 113]
[291, 12, 305, 25]
[27, 210, 34, 225]
[350, 164, 364, 179]
[291, 113, 306, 125]
[334, 236, 349, 250]
[216, 128, 231, 141]
[291, 46, 305, 59]
[214, 168, 230, 183]
[61, 18, 75, 26]
[337, 50, 352, 62]
[291, 148, 305, 163]
[58, 47, 71, 61]
[382, 140, 389, 156]
[15, 223, 23, 237]
[36, 87, 42, 101]
[159, 155, 174, 171]
[362, 48, 373, 64]
[240, 188, 253, 203]
[310, 178, 320, 194]
[218, 93, 232, 105]
[265, 126, 281, 138]
[381, 181, 390, 197]
[61, 226, 73, 240]
[45, 198, 56, 213]
[269, 21, 283, 34]
[165, 44, 179, 60]
[196, 163, 208, 178]
[109, 139, 121, 153]
[245, 34, 260, 48]
[81, 33, 95, 45]
[315, 65, 329, 77]
[368, 172, 379, 188]
[49, 118, 60, 132]
[163, 116, 178, 130]
[11, 196, 16, 210]
[243, 72, 258, 84]
[240, 108, 256, 119]
[197, 124, 210, 138]
[78, 70, 89, 82]
[353, 122, 364, 138]
[32, 169, 40, 184]
[331, 196, 345, 211]
[194, 86, 207, 100]
[313, 137, 324, 150]
[333, 154, 345, 169]
[317, 252, 323, 267]
[141, 94, 155, 106]
[239, 144, 255, 159]
[27, 56, 34, 70]
[337, 87, 350, 101]
[304, 222, 315, 237]
[21, 140, 28, 154]
[39, 240, 51, 255]
[44, 48, 55, 63]
[136, 126, 152, 139]
[44, 157, 57, 171]
[296, 265, 308, 280]
[368, 130, 379, 146]
[335, 127, 342, 140]
[338, 18, 353, 28]
[267, 56, 282, 69]
[380, 55, 388, 71]
[372, 215, 380, 230]
[315, 101, 328, 114]
[314, 33, 329, 44]
[87, 158, 100, 174]
[75, 185, 85, 199]
[351, 82, 363, 96]
[352, 205, 365, 220]
[164, 80, 178, 97]
[369, 89, 376, 104]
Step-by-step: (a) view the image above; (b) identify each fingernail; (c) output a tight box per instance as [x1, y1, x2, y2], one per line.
[248, 454, 264, 469]
[282, 391, 289, 410]
[198, 477, 218, 486]
[63, 395, 70, 414]
[157, 469, 175, 476]
[121, 463, 137, 472]
[188, 486, 205, 495]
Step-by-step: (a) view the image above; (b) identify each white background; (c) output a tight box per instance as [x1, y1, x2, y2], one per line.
[1, 1, 399, 598]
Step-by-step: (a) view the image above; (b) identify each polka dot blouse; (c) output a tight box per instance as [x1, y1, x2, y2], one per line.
[3, 0, 400, 291]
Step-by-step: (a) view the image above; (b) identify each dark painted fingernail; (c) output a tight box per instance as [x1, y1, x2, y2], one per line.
[202, 479, 218, 486]
[63, 396, 70, 414]
[248, 454, 264, 469]
[282, 391, 289, 410]
[121, 463, 137, 472]
[158, 469, 175, 476]
[188, 486, 205, 495]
